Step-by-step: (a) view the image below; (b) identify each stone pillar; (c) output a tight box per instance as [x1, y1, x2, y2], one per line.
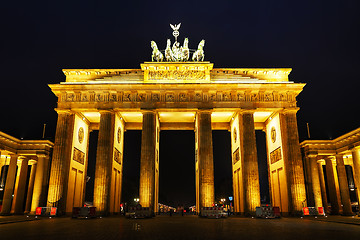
[196, 110, 215, 210]
[31, 155, 50, 213]
[239, 111, 260, 215]
[1, 154, 18, 215]
[325, 157, 341, 214]
[335, 154, 353, 215]
[139, 111, 158, 212]
[308, 155, 323, 210]
[304, 156, 315, 207]
[11, 158, 29, 214]
[279, 109, 307, 215]
[47, 111, 75, 214]
[351, 148, 360, 207]
[25, 162, 37, 213]
[93, 111, 115, 216]
[317, 161, 329, 213]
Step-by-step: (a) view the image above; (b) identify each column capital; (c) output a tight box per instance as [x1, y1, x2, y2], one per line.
[98, 109, 115, 114]
[350, 145, 360, 152]
[141, 109, 157, 114]
[334, 153, 344, 158]
[238, 108, 256, 114]
[36, 153, 49, 159]
[306, 150, 318, 158]
[197, 108, 213, 113]
[54, 109, 73, 114]
[281, 107, 300, 114]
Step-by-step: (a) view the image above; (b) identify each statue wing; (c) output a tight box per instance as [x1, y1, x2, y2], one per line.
[170, 24, 175, 30]
[177, 23, 181, 30]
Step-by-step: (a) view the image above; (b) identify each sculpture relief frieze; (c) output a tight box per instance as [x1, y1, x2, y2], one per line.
[58, 89, 295, 105]
[66, 93, 75, 102]
[81, 93, 89, 102]
[95, 93, 104, 102]
[123, 92, 132, 102]
[165, 93, 175, 102]
[109, 93, 117, 102]
[264, 93, 274, 101]
[114, 148, 122, 165]
[179, 93, 188, 102]
[137, 93, 147, 102]
[237, 93, 245, 101]
[251, 93, 259, 101]
[279, 92, 287, 101]
[148, 70, 206, 81]
[151, 93, 160, 102]
[73, 147, 85, 165]
[209, 93, 217, 102]
[194, 92, 202, 102]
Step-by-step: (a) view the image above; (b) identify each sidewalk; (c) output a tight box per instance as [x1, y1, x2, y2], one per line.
[311, 215, 360, 225]
[0, 215, 39, 225]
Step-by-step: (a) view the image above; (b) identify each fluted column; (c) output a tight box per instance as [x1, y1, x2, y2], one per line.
[47, 111, 75, 214]
[25, 162, 37, 213]
[239, 111, 260, 215]
[317, 161, 329, 213]
[196, 110, 215, 209]
[11, 158, 29, 214]
[1, 154, 18, 215]
[351, 148, 360, 206]
[31, 155, 50, 213]
[94, 110, 115, 216]
[336, 154, 353, 215]
[139, 111, 158, 212]
[325, 157, 341, 214]
[309, 156, 323, 210]
[279, 109, 307, 215]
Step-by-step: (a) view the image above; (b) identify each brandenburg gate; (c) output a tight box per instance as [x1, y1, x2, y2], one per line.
[46, 25, 307, 216]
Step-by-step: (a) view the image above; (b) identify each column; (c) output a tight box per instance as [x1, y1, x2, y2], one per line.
[304, 156, 315, 207]
[325, 157, 341, 214]
[335, 154, 353, 215]
[25, 162, 37, 213]
[196, 110, 215, 210]
[47, 111, 75, 214]
[279, 109, 307, 215]
[239, 111, 260, 215]
[308, 155, 323, 210]
[317, 161, 329, 213]
[0, 154, 18, 215]
[31, 155, 50, 213]
[351, 148, 360, 207]
[93, 110, 115, 216]
[11, 158, 29, 214]
[139, 111, 158, 212]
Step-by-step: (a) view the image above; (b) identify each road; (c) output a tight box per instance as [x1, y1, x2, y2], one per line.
[1, 215, 359, 240]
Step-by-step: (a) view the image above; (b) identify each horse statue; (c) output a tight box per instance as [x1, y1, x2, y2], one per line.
[171, 41, 181, 61]
[181, 38, 190, 61]
[151, 41, 164, 62]
[192, 39, 205, 61]
[165, 39, 172, 62]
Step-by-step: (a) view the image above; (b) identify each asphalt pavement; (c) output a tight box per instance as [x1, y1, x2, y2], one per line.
[0, 214, 360, 240]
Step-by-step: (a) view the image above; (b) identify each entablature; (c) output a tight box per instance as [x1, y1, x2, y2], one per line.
[301, 127, 360, 157]
[49, 83, 304, 110]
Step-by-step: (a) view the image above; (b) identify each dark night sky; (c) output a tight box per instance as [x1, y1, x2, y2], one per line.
[1, 0, 360, 207]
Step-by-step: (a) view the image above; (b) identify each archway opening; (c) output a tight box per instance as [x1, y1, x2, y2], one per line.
[159, 130, 195, 210]
[213, 130, 232, 207]
[121, 130, 141, 206]
[255, 130, 270, 205]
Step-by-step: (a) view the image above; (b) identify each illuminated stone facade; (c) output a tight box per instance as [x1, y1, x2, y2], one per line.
[46, 61, 307, 216]
[301, 128, 360, 215]
[0, 131, 53, 215]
